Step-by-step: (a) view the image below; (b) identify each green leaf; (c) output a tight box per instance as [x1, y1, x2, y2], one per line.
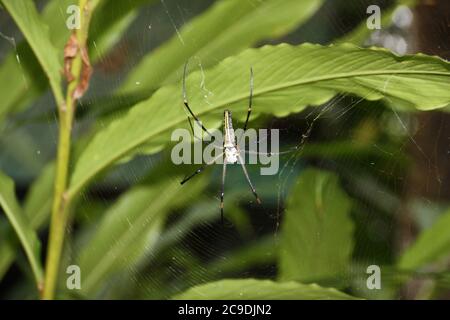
[172, 279, 360, 300]
[77, 181, 174, 294]
[279, 169, 354, 282]
[398, 208, 450, 270]
[69, 43, 450, 197]
[24, 163, 55, 229]
[0, 163, 54, 280]
[206, 236, 276, 276]
[0, 0, 72, 120]
[77, 175, 206, 295]
[1, 0, 64, 106]
[0, 0, 151, 120]
[119, 0, 324, 93]
[0, 219, 16, 279]
[88, 0, 157, 61]
[337, 0, 418, 45]
[153, 198, 218, 252]
[0, 171, 43, 287]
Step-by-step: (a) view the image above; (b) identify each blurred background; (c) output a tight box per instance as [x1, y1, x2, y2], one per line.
[0, 0, 449, 299]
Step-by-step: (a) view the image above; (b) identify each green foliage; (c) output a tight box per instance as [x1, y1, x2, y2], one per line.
[173, 279, 360, 300]
[120, 0, 324, 93]
[70, 43, 450, 197]
[0, 0, 152, 120]
[0, 0, 449, 300]
[0, 163, 54, 281]
[0, 171, 43, 286]
[207, 236, 277, 277]
[279, 169, 354, 283]
[398, 208, 450, 270]
[76, 173, 206, 296]
[0, 0, 64, 106]
[0, 220, 16, 279]
[337, 0, 418, 44]
[23, 163, 55, 229]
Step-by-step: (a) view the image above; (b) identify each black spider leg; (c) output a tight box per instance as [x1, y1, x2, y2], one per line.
[180, 153, 224, 185]
[236, 68, 261, 206]
[220, 158, 227, 225]
[187, 116, 224, 149]
[187, 116, 202, 141]
[182, 62, 215, 140]
[237, 153, 261, 205]
[243, 67, 253, 132]
[236, 67, 255, 147]
[240, 123, 298, 156]
[242, 149, 295, 156]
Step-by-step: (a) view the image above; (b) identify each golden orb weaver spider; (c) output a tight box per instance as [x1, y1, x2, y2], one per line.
[180, 63, 261, 224]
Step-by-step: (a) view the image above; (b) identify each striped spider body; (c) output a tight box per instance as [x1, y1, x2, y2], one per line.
[223, 110, 239, 164]
[180, 63, 261, 223]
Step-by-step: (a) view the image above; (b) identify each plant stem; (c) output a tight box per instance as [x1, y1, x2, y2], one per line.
[42, 0, 96, 299]
[42, 98, 74, 299]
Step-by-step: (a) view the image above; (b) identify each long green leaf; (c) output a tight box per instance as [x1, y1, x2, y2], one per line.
[0, 171, 43, 287]
[0, 163, 54, 280]
[0, 0, 153, 120]
[88, 0, 156, 61]
[206, 236, 276, 276]
[24, 163, 55, 229]
[77, 181, 174, 294]
[119, 0, 324, 93]
[0, 219, 16, 279]
[77, 174, 206, 295]
[0, 0, 72, 120]
[278, 169, 354, 282]
[1, 0, 64, 106]
[172, 279, 360, 300]
[69, 43, 450, 196]
[398, 208, 450, 270]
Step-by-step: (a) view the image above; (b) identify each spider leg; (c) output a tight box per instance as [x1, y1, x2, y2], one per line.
[240, 127, 297, 156]
[183, 62, 215, 140]
[187, 115, 224, 150]
[180, 153, 223, 185]
[220, 161, 227, 224]
[242, 148, 296, 156]
[237, 67, 254, 146]
[187, 116, 195, 138]
[237, 153, 261, 204]
[243, 67, 253, 132]
[187, 116, 203, 142]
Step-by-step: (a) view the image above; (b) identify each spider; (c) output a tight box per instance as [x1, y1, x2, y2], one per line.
[179, 63, 262, 223]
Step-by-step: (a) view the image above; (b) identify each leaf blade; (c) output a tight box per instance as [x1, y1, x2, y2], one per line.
[278, 169, 354, 282]
[1, 0, 64, 106]
[398, 208, 450, 270]
[0, 171, 43, 287]
[119, 0, 324, 93]
[69, 44, 450, 195]
[0, 163, 54, 280]
[77, 174, 206, 295]
[0, 0, 152, 120]
[172, 279, 360, 300]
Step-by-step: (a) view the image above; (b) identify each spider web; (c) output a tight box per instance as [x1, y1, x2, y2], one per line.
[0, 0, 448, 300]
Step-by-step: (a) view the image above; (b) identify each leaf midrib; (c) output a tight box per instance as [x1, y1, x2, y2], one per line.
[69, 68, 450, 196]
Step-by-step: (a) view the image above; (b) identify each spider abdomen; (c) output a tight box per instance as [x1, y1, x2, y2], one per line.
[225, 146, 238, 164]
